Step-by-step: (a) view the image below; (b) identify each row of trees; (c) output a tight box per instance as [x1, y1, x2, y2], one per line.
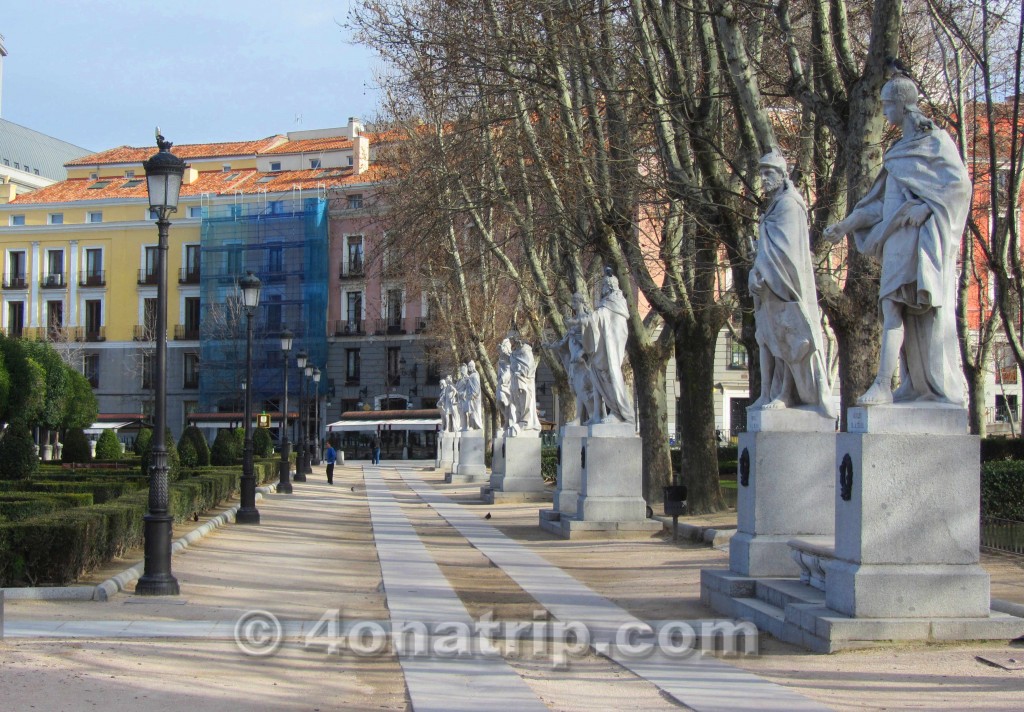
[351, 0, 1023, 512]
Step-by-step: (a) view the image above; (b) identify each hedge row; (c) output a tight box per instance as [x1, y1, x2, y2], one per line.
[980, 461, 1024, 521]
[541, 447, 557, 484]
[0, 459, 281, 586]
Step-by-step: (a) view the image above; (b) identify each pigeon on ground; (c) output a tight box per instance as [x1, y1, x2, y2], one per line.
[484, 512, 492, 520]
[192, 512, 199, 522]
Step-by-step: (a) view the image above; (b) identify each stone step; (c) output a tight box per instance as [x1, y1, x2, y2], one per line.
[754, 577, 824, 611]
[732, 597, 786, 639]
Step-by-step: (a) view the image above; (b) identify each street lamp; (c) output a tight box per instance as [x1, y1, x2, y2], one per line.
[312, 367, 321, 465]
[294, 350, 308, 482]
[136, 130, 185, 596]
[277, 328, 294, 494]
[236, 271, 261, 524]
[302, 362, 314, 474]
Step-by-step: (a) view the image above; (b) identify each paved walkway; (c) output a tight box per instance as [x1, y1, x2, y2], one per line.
[2, 461, 1022, 711]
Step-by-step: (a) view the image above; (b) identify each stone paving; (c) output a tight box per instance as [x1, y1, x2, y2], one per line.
[1, 461, 1022, 711]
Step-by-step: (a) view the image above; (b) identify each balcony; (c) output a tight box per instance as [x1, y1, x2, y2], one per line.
[175, 324, 201, 340]
[371, 317, 407, 336]
[1, 325, 25, 338]
[333, 319, 364, 337]
[41, 273, 66, 289]
[178, 267, 201, 284]
[79, 271, 106, 287]
[73, 326, 106, 342]
[37, 325, 72, 342]
[134, 325, 155, 341]
[2, 273, 27, 289]
[340, 259, 364, 279]
[138, 269, 158, 286]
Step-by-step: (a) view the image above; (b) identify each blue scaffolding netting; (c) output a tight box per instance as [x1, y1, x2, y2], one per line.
[199, 197, 328, 414]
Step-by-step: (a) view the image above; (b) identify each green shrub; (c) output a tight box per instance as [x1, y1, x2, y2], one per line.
[61, 428, 92, 464]
[95, 429, 123, 460]
[0, 421, 39, 480]
[134, 428, 152, 455]
[981, 460, 1024, 521]
[541, 447, 558, 484]
[0, 494, 63, 521]
[253, 428, 274, 458]
[210, 429, 242, 466]
[178, 426, 210, 468]
[139, 428, 180, 478]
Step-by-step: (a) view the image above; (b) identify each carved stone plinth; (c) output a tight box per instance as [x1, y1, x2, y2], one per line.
[445, 429, 486, 483]
[539, 424, 587, 526]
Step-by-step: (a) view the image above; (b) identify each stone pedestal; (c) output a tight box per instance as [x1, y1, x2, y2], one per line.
[445, 429, 486, 483]
[491, 434, 506, 477]
[826, 404, 989, 618]
[438, 431, 458, 474]
[483, 435, 547, 503]
[541, 422, 661, 539]
[539, 424, 587, 526]
[729, 407, 836, 577]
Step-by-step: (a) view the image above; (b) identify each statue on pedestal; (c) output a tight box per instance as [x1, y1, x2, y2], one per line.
[748, 149, 835, 417]
[511, 337, 540, 434]
[459, 361, 484, 430]
[496, 338, 516, 434]
[824, 72, 970, 406]
[581, 270, 634, 423]
[547, 292, 599, 425]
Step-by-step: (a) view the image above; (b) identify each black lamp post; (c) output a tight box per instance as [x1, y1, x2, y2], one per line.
[136, 130, 184, 596]
[293, 350, 308, 482]
[236, 271, 261, 524]
[302, 362, 314, 474]
[277, 328, 294, 494]
[312, 367, 321, 464]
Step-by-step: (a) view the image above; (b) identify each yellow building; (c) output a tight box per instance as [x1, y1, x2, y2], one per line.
[0, 119, 377, 437]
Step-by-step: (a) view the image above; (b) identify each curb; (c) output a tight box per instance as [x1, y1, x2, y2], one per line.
[0, 484, 277, 603]
[991, 598, 1024, 620]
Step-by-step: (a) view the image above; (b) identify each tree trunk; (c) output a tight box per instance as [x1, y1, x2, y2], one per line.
[966, 363, 987, 438]
[675, 323, 725, 515]
[630, 346, 671, 504]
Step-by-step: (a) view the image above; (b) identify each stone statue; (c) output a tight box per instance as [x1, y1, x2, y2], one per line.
[748, 149, 835, 418]
[438, 376, 456, 432]
[444, 374, 462, 432]
[459, 361, 484, 430]
[496, 338, 516, 433]
[511, 337, 541, 434]
[547, 292, 600, 425]
[581, 270, 634, 423]
[824, 73, 970, 406]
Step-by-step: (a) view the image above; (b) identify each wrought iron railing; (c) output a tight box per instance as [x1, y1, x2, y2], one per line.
[980, 516, 1024, 555]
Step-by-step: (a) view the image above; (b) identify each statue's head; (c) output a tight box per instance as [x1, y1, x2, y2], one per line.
[757, 149, 789, 193]
[603, 273, 620, 296]
[881, 74, 920, 109]
[499, 338, 512, 355]
[459, 364, 468, 377]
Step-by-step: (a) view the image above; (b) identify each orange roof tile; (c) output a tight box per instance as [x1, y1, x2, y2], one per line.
[263, 137, 354, 154]
[9, 166, 382, 205]
[65, 136, 288, 166]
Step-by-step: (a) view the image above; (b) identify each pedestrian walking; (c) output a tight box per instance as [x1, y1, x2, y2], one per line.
[370, 431, 381, 465]
[325, 441, 337, 484]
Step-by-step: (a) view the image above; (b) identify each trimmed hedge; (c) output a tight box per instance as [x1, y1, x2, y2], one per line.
[0, 494, 64, 522]
[981, 460, 1024, 521]
[670, 446, 739, 479]
[95, 429, 123, 461]
[0, 479, 144, 504]
[254, 428, 274, 458]
[62, 428, 92, 464]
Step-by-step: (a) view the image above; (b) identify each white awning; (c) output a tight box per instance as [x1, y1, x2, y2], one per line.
[327, 418, 441, 432]
[84, 421, 135, 435]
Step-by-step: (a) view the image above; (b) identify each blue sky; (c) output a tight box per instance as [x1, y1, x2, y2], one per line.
[1, 0, 383, 152]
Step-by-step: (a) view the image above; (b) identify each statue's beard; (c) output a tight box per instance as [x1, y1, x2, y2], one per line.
[762, 174, 784, 194]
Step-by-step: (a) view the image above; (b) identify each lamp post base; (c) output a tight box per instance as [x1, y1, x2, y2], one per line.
[277, 457, 293, 494]
[135, 513, 180, 596]
[236, 506, 261, 524]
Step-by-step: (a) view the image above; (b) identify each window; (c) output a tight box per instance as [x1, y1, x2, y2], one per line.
[9, 215, 25, 226]
[222, 164, 231, 172]
[726, 332, 748, 369]
[148, 208, 159, 220]
[995, 343, 1018, 385]
[270, 161, 282, 172]
[122, 179, 143, 188]
[144, 297, 158, 335]
[386, 288, 403, 330]
[188, 206, 203, 218]
[7, 301, 24, 338]
[85, 248, 103, 285]
[309, 158, 322, 169]
[88, 182, 111, 190]
[184, 353, 200, 389]
[87, 211, 103, 223]
[347, 194, 363, 210]
[7, 250, 26, 288]
[180, 244, 200, 283]
[346, 236, 364, 275]
[347, 156, 353, 167]
[345, 291, 362, 330]
[85, 300, 102, 339]
[387, 347, 401, 386]
[144, 246, 158, 282]
[46, 300, 63, 333]
[265, 294, 282, 332]
[45, 250, 64, 286]
[345, 348, 361, 383]
[996, 394, 1019, 423]
[89, 172, 98, 180]
[124, 169, 135, 179]
[83, 354, 100, 388]
[184, 297, 201, 339]
[48, 213, 64, 225]
[268, 245, 284, 274]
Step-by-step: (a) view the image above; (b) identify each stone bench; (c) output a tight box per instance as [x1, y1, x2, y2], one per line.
[788, 536, 835, 591]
